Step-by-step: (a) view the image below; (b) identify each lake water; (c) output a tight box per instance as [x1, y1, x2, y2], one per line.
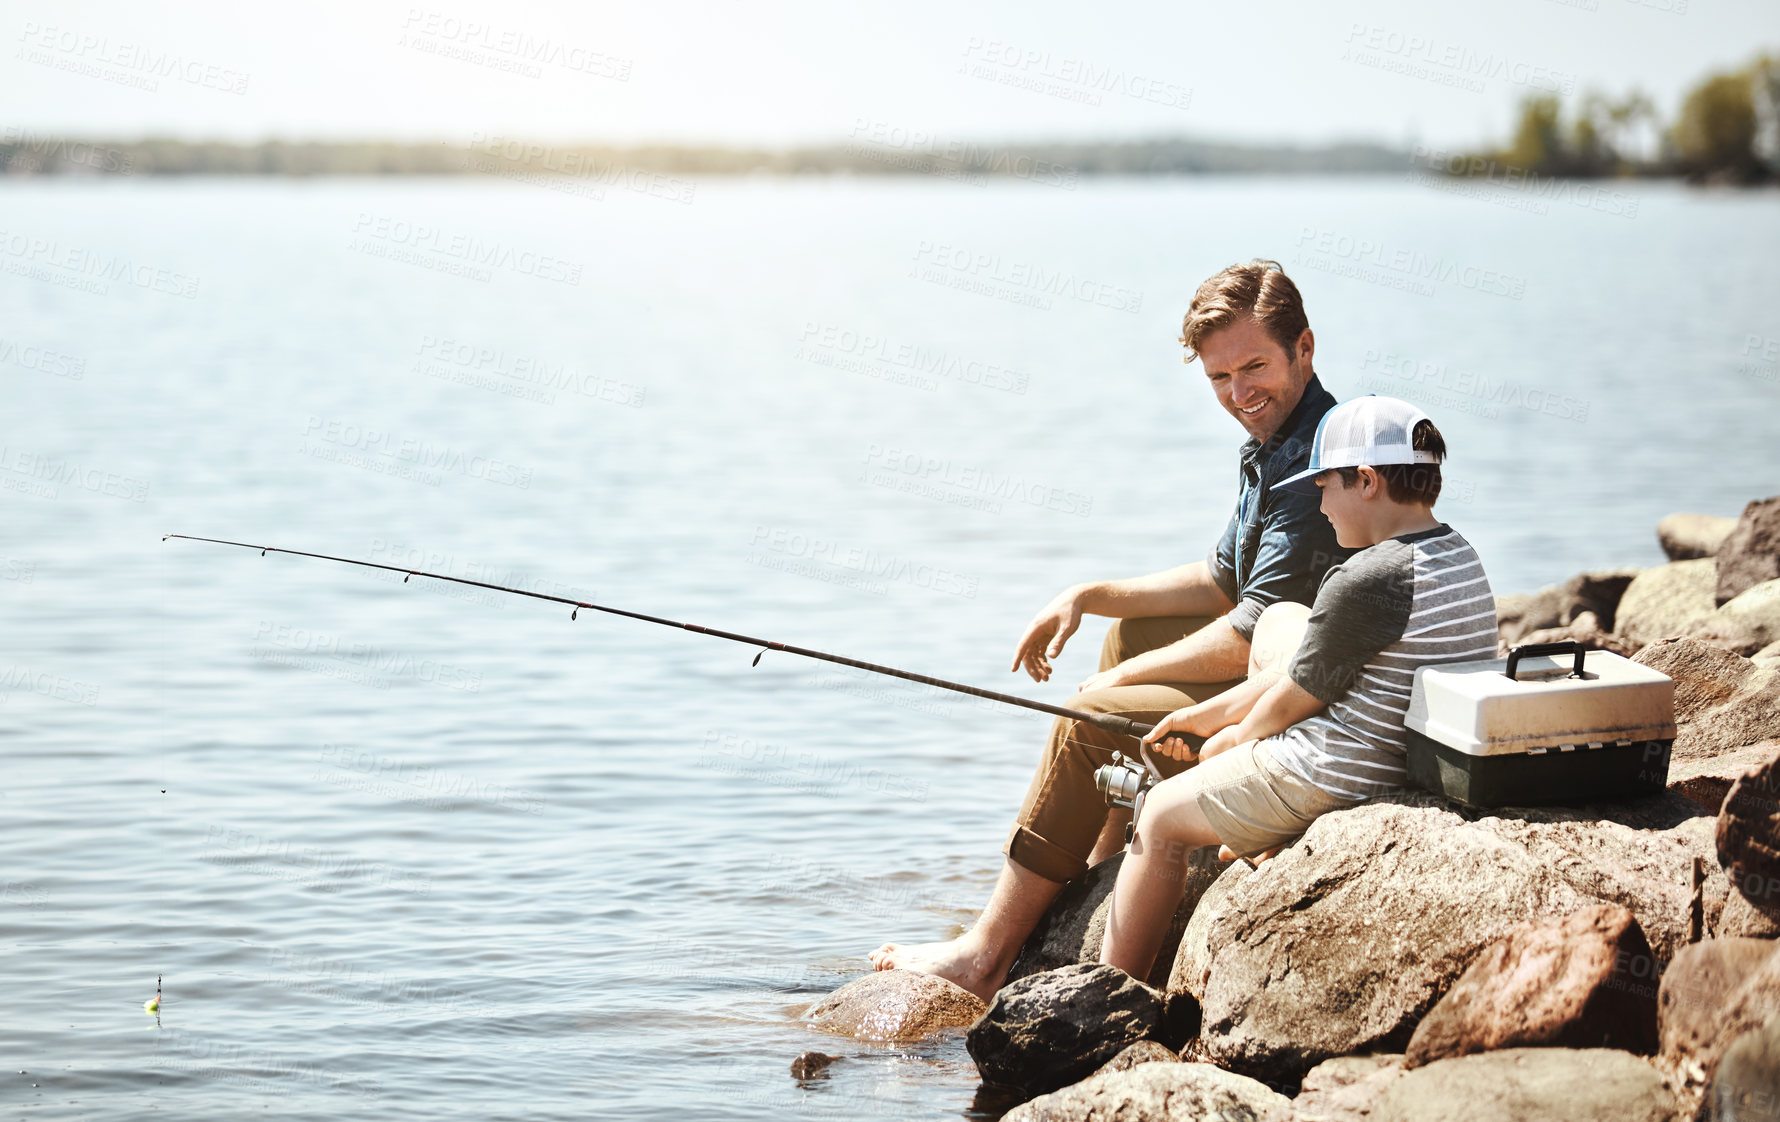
[2, 174, 1777, 1120]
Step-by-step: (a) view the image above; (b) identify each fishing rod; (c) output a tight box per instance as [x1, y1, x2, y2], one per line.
[162, 534, 1185, 748]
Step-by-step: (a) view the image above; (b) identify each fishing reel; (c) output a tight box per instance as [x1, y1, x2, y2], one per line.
[1094, 743, 1165, 845]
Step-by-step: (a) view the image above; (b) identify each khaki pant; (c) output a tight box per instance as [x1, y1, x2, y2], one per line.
[1002, 616, 1242, 883]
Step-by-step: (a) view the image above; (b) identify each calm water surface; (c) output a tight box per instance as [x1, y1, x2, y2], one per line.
[3, 176, 1778, 1120]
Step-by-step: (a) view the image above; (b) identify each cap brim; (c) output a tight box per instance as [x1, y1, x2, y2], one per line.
[1270, 466, 1323, 496]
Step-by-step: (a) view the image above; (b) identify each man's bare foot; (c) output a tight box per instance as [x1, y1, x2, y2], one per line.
[867, 935, 1003, 1002]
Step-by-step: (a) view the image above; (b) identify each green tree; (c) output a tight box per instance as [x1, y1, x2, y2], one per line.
[1669, 66, 1763, 182]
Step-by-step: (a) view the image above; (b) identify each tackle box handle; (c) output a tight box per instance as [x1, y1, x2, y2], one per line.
[1504, 640, 1588, 681]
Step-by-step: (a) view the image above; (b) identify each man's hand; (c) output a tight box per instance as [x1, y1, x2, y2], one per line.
[1011, 586, 1087, 683]
[1076, 667, 1127, 694]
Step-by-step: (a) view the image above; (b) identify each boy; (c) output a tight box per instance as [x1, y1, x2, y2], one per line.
[1098, 395, 1496, 981]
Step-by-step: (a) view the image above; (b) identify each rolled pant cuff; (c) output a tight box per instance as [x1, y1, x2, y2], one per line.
[1004, 822, 1087, 884]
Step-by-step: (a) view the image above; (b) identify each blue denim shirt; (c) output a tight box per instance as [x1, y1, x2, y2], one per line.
[1207, 375, 1351, 641]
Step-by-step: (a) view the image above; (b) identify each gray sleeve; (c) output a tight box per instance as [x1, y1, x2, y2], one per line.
[1287, 541, 1416, 704]
[1226, 596, 1266, 642]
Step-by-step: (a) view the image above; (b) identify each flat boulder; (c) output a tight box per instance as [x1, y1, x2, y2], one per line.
[1719, 746, 1780, 923]
[1716, 496, 1780, 605]
[1659, 938, 1780, 1117]
[1404, 904, 1658, 1066]
[1668, 741, 1780, 810]
[1659, 512, 1739, 561]
[1087, 1039, 1179, 1080]
[966, 963, 1163, 1095]
[1007, 847, 1222, 991]
[1618, 558, 1720, 649]
[1370, 1048, 1675, 1122]
[1002, 1061, 1289, 1122]
[804, 969, 985, 1042]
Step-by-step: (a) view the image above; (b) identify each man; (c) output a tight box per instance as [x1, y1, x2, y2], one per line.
[870, 259, 1349, 1000]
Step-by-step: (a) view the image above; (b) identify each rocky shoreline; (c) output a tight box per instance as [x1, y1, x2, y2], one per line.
[802, 497, 1780, 1121]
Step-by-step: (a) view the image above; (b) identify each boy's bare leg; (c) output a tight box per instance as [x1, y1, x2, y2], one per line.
[1098, 780, 1223, 980]
[868, 858, 1064, 1002]
[1087, 809, 1132, 866]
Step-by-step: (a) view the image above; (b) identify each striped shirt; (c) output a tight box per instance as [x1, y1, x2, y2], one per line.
[1265, 524, 1497, 800]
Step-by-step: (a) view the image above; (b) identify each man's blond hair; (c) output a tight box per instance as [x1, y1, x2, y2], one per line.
[1180, 259, 1310, 363]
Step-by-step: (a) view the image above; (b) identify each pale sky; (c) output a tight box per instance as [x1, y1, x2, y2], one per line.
[3, 0, 1775, 150]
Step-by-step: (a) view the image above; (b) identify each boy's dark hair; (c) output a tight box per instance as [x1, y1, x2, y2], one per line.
[1331, 419, 1445, 505]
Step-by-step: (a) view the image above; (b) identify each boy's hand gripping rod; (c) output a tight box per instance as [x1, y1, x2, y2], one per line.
[162, 534, 1200, 758]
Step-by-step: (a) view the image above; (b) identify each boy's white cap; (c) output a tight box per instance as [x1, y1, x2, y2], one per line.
[1272, 395, 1440, 496]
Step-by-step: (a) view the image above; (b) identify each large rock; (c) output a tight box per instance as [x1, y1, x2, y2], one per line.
[1659, 938, 1780, 1117]
[1186, 802, 1597, 1082]
[1693, 578, 1780, 656]
[1719, 747, 1780, 923]
[1087, 1039, 1179, 1080]
[1496, 569, 1642, 648]
[1619, 559, 1720, 649]
[1711, 1019, 1780, 1122]
[1717, 496, 1780, 606]
[1007, 848, 1223, 991]
[967, 963, 1163, 1095]
[1660, 513, 1740, 562]
[1170, 858, 1254, 1002]
[1370, 1048, 1675, 1122]
[1263, 1055, 1406, 1122]
[804, 969, 985, 1042]
[1002, 1061, 1290, 1122]
[1404, 904, 1658, 1066]
[1634, 638, 1780, 761]
[1669, 742, 1780, 810]
[1510, 610, 1642, 658]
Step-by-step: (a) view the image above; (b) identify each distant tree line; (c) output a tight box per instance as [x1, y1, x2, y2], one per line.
[1454, 52, 1779, 183]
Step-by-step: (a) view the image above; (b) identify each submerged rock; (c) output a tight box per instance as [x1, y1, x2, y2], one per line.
[1716, 496, 1780, 606]
[1001, 1061, 1289, 1122]
[1370, 1048, 1675, 1122]
[1006, 848, 1223, 991]
[787, 1051, 839, 1079]
[804, 969, 985, 1042]
[1659, 512, 1739, 562]
[966, 963, 1162, 1095]
[1404, 904, 1658, 1066]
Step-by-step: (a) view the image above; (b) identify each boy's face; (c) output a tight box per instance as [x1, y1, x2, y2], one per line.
[1315, 468, 1375, 549]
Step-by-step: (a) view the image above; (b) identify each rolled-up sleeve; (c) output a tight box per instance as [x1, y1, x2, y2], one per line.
[1207, 502, 1241, 609]
[1227, 489, 1345, 642]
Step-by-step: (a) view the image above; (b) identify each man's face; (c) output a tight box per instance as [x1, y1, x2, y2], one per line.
[1196, 318, 1314, 443]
